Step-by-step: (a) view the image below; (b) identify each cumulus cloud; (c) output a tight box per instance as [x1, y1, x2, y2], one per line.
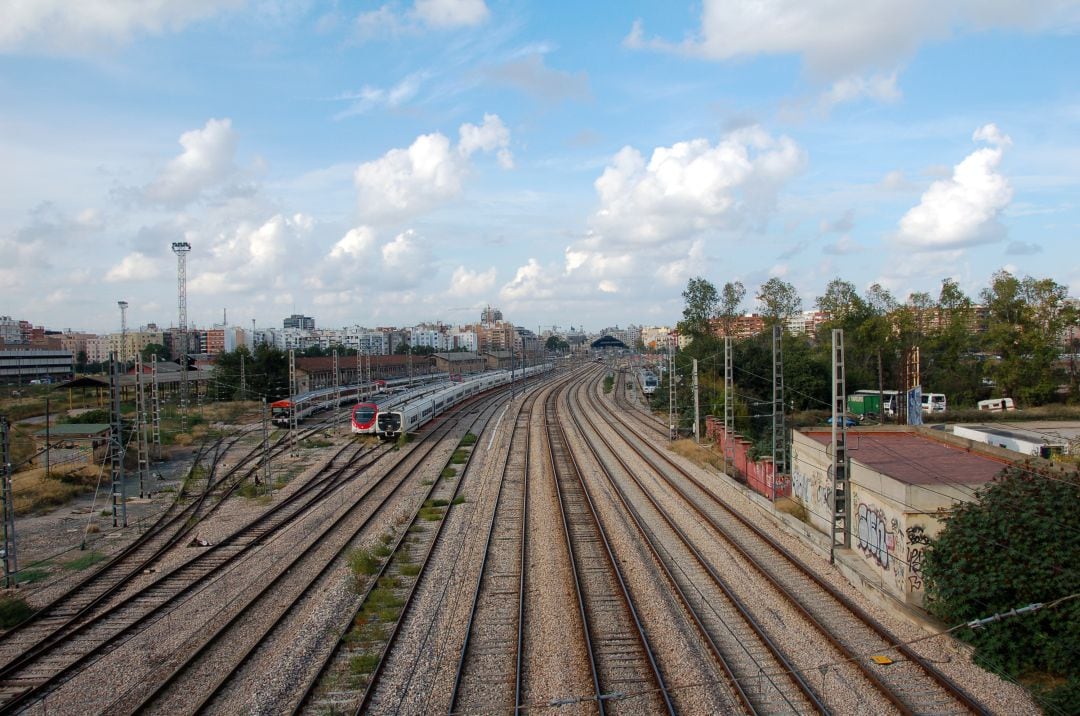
[330, 226, 377, 260]
[144, 118, 238, 206]
[105, 252, 162, 282]
[894, 123, 1013, 250]
[448, 265, 497, 296]
[625, 1, 1074, 78]
[354, 115, 512, 219]
[500, 259, 557, 301]
[589, 125, 805, 246]
[0, 0, 239, 55]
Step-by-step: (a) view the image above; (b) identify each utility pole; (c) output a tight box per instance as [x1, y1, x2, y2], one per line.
[772, 324, 787, 500]
[239, 352, 246, 400]
[118, 301, 129, 367]
[261, 397, 271, 494]
[692, 358, 700, 443]
[135, 354, 149, 497]
[723, 336, 734, 477]
[150, 355, 161, 461]
[44, 396, 50, 478]
[109, 355, 127, 528]
[171, 241, 191, 431]
[2, 416, 16, 588]
[333, 349, 341, 429]
[830, 329, 850, 563]
[667, 331, 677, 440]
[288, 349, 297, 455]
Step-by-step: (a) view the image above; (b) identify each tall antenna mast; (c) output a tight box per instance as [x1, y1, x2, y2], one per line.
[171, 241, 192, 430]
[117, 301, 129, 366]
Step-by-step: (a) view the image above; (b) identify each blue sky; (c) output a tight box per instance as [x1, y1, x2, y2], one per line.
[2, 1, 1078, 334]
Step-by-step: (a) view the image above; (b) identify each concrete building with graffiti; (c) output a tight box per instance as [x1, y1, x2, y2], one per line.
[789, 428, 1009, 606]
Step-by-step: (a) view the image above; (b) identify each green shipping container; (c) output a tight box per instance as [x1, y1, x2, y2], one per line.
[848, 393, 880, 416]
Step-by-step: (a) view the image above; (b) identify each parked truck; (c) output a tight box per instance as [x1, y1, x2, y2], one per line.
[847, 390, 898, 419]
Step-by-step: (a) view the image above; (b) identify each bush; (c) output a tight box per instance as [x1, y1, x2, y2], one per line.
[347, 548, 380, 577]
[459, 432, 478, 447]
[0, 595, 33, 628]
[922, 464, 1080, 708]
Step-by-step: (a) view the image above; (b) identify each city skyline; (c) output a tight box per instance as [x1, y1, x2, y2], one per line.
[2, 2, 1078, 334]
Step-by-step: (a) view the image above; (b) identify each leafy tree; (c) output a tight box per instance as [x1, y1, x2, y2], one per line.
[75, 350, 88, 372]
[922, 465, 1080, 711]
[717, 281, 746, 337]
[816, 278, 866, 327]
[679, 277, 720, 339]
[756, 277, 801, 328]
[210, 345, 288, 401]
[140, 343, 169, 362]
[545, 335, 570, 353]
[980, 270, 1071, 404]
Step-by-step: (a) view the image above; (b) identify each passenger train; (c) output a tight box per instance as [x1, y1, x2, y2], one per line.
[640, 370, 658, 395]
[375, 363, 552, 438]
[270, 376, 413, 428]
[350, 402, 379, 434]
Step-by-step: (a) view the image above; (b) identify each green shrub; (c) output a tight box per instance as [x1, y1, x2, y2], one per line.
[349, 653, 380, 674]
[62, 551, 105, 571]
[450, 450, 468, 464]
[459, 432, 478, 446]
[440, 468, 456, 478]
[0, 595, 33, 629]
[347, 548, 380, 577]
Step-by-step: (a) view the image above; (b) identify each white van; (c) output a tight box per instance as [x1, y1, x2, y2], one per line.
[977, 397, 1015, 412]
[921, 393, 947, 413]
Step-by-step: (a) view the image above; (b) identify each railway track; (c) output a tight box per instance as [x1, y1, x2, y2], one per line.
[0, 434, 385, 712]
[295, 380, 538, 715]
[595, 370, 990, 715]
[613, 367, 667, 440]
[543, 378, 674, 714]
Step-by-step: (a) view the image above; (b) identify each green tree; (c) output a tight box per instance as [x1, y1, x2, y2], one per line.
[756, 277, 801, 328]
[717, 281, 746, 337]
[679, 276, 720, 339]
[922, 465, 1080, 710]
[211, 345, 288, 401]
[980, 270, 1071, 405]
[140, 343, 169, 362]
[816, 278, 866, 327]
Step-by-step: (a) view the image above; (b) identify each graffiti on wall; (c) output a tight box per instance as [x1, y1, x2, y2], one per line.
[905, 525, 930, 590]
[857, 503, 892, 568]
[791, 469, 831, 513]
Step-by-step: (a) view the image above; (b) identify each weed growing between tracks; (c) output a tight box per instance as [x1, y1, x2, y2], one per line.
[0, 595, 33, 628]
[61, 550, 105, 571]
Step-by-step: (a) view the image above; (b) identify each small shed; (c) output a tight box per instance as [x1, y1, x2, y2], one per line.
[790, 428, 1009, 605]
[484, 351, 514, 370]
[33, 423, 110, 466]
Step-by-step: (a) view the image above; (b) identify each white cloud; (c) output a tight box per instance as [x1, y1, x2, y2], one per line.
[894, 124, 1013, 250]
[448, 265, 496, 296]
[144, 118, 238, 206]
[412, 0, 489, 28]
[0, 0, 240, 55]
[880, 170, 913, 191]
[354, 0, 488, 40]
[597, 280, 619, 293]
[589, 125, 805, 246]
[486, 52, 591, 104]
[381, 229, 421, 268]
[330, 226, 376, 260]
[819, 72, 901, 111]
[625, 0, 1075, 78]
[105, 252, 161, 283]
[500, 259, 556, 301]
[354, 115, 512, 220]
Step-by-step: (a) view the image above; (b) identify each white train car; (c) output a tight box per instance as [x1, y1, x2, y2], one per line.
[377, 364, 551, 438]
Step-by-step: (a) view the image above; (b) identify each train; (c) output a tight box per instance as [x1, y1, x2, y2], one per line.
[350, 402, 379, 434]
[640, 370, 658, 395]
[375, 363, 552, 438]
[270, 376, 419, 428]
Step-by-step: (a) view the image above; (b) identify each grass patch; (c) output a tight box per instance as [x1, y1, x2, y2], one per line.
[373, 543, 393, 558]
[62, 550, 106, 571]
[420, 479, 433, 486]
[450, 449, 468, 465]
[428, 498, 450, 508]
[419, 504, 444, 522]
[301, 438, 333, 449]
[15, 568, 50, 585]
[440, 467, 456, 479]
[11, 466, 100, 515]
[0, 595, 34, 629]
[378, 532, 394, 544]
[347, 548, 381, 577]
[399, 563, 422, 577]
[603, 375, 614, 393]
[669, 439, 725, 471]
[450, 495, 466, 506]
[459, 432, 478, 447]
[349, 653, 380, 675]
[237, 481, 262, 499]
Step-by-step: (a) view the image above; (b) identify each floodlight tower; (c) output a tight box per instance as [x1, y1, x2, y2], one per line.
[172, 241, 192, 430]
[118, 301, 129, 366]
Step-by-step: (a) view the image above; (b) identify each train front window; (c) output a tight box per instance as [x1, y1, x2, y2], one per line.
[354, 406, 376, 421]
